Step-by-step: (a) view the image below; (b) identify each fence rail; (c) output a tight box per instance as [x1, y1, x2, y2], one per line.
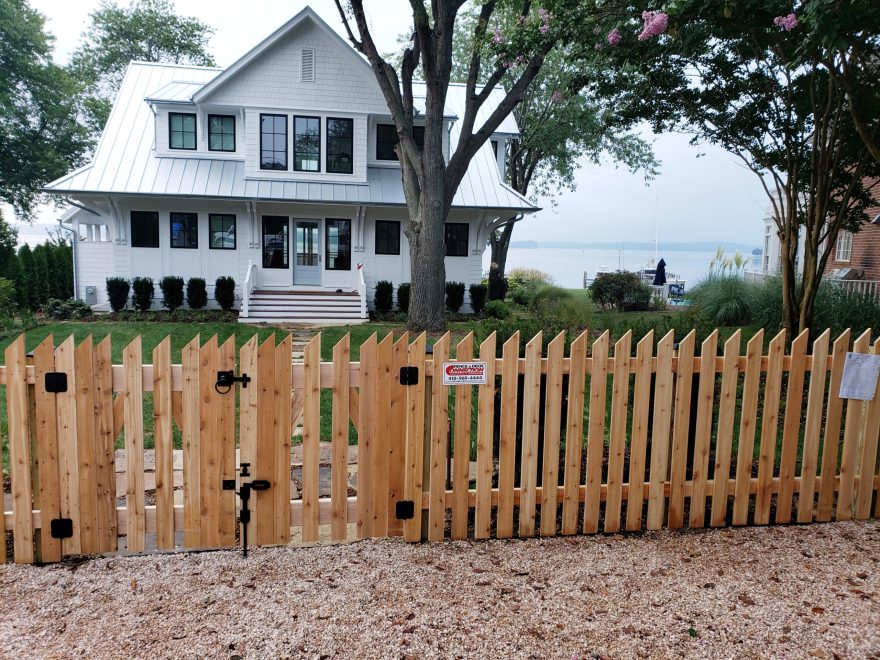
[2, 327, 879, 564]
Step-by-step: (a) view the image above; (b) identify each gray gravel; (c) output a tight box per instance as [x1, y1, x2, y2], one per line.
[1, 521, 878, 659]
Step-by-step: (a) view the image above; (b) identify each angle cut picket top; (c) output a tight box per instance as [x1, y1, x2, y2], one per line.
[1, 327, 879, 565]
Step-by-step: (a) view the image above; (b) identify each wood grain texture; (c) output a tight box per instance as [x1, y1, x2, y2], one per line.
[181, 336, 201, 547]
[331, 334, 351, 541]
[302, 334, 321, 542]
[388, 333, 409, 537]
[428, 333, 451, 541]
[646, 331, 675, 530]
[74, 337, 98, 554]
[219, 336, 237, 546]
[123, 336, 145, 552]
[817, 330, 851, 521]
[198, 336, 220, 547]
[93, 335, 117, 552]
[32, 336, 61, 562]
[855, 338, 880, 519]
[402, 333, 427, 542]
[152, 337, 174, 550]
[797, 330, 830, 523]
[519, 332, 543, 538]
[732, 330, 764, 526]
[254, 335, 276, 545]
[6, 336, 33, 563]
[710, 331, 741, 527]
[475, 333, 497, 539]
[836, 329, 872, 521]
[668, 331, 695, 530]
[604, 331, 631, 533]
[451, 333, 474, 540]
[626, 331, 654, 531]
[688, 330, 718, 529]
[539, 332, 565, 537]
[561, 332, 588, 535]
[754, 330, 786, 525]
[775, 329, 808, 524]
[357, 334, 377, 539]
[584, 331, 609, 534]
[273, 335, 293, 545]
[497, 332, 520, 539]
[371, 333, 393, 537]
[54, 336, 80, 555]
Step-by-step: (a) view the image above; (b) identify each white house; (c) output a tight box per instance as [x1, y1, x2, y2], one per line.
[745, 194, 807, 281]
[45, 7, 535, 323]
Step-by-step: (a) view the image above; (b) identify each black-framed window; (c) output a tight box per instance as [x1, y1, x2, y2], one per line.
[375, 220, 400, 255]
[325, 219, 351, 271]
[169, 112, 196, 150]
[262, 216, 288, 268]
[208, 115, 235, 152]
[327, 118, 353, 174]
[130, 211, 159, 248]
[260, 114, 287, 170]
[491, 139, 499, 157]
[294, 116, 321, 172]
[170, 212, 198, 249]
[444, 223, 469, 257]
[376, 123, 425, 161]
[209, 214, 236, 250]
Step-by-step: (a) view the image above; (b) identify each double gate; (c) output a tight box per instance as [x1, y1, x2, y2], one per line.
[2, 327, 879, 564]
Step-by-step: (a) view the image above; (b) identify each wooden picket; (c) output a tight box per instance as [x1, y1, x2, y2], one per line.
[2, 326, 880, 565]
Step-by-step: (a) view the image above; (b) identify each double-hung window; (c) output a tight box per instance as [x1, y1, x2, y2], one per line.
[260, 114, 287, 170]
[169, 113, 196, 150]
[444, 223, 469, 257]
[170, 212, 198, 249]
[836, 230, 853, 262]
[294, 116, 321, 172]
[376, 124, 424, 161]
[327, 118, 353, 174]
[208, 115, 235, 152]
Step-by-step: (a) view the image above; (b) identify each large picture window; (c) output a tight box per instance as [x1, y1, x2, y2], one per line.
[130, 211, 159, 248]
[208, 115, 235, 152]
[444, 223, 469, 257]
[170, 212, 198, 249]
[375, 220, 400, 255]
[209, 214, 236, 250]
[327, 118, 353, 174]
[325, 219, 351, 271]
[262, 216, 288, 268]
[376, 123, 425, 161]
[294, 116, 321, 172]
[169, 113, 196, 150]
[260, 114, 287, 170]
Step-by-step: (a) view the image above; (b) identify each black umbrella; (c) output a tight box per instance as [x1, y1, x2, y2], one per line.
[653, 258, 667, 286]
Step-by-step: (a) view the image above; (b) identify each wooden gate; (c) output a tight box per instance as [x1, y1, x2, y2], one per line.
[2, 327, 879, 564]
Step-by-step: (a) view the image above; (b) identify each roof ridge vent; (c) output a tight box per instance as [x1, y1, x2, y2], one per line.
[301, 48, 315, 82]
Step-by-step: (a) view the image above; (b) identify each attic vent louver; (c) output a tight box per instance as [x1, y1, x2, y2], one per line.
[301, 49, 315, 82]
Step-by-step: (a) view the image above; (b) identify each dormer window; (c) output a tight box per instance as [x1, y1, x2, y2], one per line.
[169, 112, 196, 150]
[294, 116, 321, 172]
[376, 123, 424, 161]
[208, 115, 235, 152]
[260, 114, 287, 170]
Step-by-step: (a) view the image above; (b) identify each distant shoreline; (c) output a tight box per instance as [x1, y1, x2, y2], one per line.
[510, 240, 760, 253]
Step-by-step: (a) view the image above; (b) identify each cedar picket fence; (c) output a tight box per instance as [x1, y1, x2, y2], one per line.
[1, 327, 879, 564]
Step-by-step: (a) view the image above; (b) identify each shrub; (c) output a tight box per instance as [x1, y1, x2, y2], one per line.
[0, 277, 16, 318]
[687, 275, 757, 326]
[397, 283, 410, 312]
[507, 267, 554, 305]
[484, 299, 511, 319]
[445, 281, 465, 313]
[44, 298, 92, 320]
[131, 277, 154, 311]
[589, 271, 650, 311]
[186, 278, 207, 310]
[374, 280, 394, 313]
[469, 283, 488, 315]
[106, 277, 130, 312]
[159, 276, 185, 311]
[214, 276, 236, 311]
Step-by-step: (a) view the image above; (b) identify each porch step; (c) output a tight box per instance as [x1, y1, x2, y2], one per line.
[241, 289, 366, 324]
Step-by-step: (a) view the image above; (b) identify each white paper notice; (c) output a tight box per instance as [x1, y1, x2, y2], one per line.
[839, 352, 880, 401]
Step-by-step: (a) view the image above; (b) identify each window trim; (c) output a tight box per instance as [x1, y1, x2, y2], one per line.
[170, 212, 199, 249]
[375, 123, 425, 161]
[325, 218, 352, 271]
[835, 230, 853, 262]
[326, 117, 354, 174]
[293, 115, 321, 173]
[444, 222, 469, 257]
[374, 220, 401, 256]
[208, 213, 236, 250]
[130, 211, 160, 248]
[207, 114, 236, 152]
[168, 112, 197, 151]
[260, 113, 288, 171]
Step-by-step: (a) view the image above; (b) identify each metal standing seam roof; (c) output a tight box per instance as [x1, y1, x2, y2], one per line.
[46, 60, 535, 211]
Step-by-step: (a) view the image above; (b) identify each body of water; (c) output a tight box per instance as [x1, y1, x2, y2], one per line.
[482, 247, 727, 290]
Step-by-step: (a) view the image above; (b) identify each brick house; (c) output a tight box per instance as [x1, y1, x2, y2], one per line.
[824, 181, 880, 281]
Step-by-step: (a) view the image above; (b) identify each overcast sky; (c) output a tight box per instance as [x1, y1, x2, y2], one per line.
[13, 0, 767, 249]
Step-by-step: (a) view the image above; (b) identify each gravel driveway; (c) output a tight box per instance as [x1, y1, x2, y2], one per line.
[1, 521, 878, 659]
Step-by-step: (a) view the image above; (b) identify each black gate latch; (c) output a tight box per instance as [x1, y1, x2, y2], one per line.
[50, 518, 73, 539]
[223, 463, 270, 558]
[44, 372, 68, 393]
[399, 366, 419, 386]
[395, 500, 415, 520]
[215, 370, 251, 394]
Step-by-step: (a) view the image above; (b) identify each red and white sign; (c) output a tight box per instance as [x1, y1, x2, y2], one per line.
[442, 361, 488, 385]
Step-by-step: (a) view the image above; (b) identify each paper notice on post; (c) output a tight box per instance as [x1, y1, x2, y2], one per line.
[839, 352, 880, 401]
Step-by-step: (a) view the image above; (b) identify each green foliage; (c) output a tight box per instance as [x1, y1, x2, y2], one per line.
[396, 283, 410, 312]
[0, 213, 18, 277]
[186, 278, 207, 310]
[44, 298, 92, 320]
[214, 276, 236, 311]
[106, 277, 130, 312]
[0, 277, 16, 319]
[469, 283, 488, 315]
[688, 275, 758, 327]
[5, 255, 26, 311]
[70, 0, 216, 134]
[374, 280, 393, 313]
[589, 271, 651, 311]
[507, 267, 555, 306]
[16, 244, 38, 310]
[445, 281, 465, 313]
[159, 275, 184, 311]
[483, 299, 512, 319]
[32, 244, 50, 306]
[131, 277, 154, 311]
[0, 0, 91, 216]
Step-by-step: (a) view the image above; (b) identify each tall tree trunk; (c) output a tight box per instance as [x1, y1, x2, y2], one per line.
[778, 234, 799, 336]
[405, 183, 448, 332]
[488, 221, 515, 300]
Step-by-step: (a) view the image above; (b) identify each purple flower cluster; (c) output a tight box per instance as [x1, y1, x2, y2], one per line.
[607, 27, 622, 47]
[492, 27, 504, 44]
[637, 10, 669, 40]
[550, 91, 565, 104]
[773, 13, 798, 31]
[538, 7, 552, 34]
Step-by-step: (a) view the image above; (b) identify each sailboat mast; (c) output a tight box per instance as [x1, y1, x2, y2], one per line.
[653, 195, 659, 263]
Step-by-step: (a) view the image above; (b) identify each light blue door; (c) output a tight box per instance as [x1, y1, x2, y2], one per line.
[294, 220, 321, 285]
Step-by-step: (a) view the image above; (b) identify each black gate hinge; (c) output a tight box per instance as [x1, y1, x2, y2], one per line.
[399, 366, 419, 386]
[50, 518, 73, 539]
[395, 500, 415, 520]
[44, 372, 68, 393]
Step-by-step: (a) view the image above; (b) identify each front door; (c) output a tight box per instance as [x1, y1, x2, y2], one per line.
[294, 220, 321, 285]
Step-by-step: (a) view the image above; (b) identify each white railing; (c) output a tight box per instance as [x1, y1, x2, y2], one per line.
[357, 262, 367, 319]
[829, 279, 880, 299]
[242, 259, 256, 318]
